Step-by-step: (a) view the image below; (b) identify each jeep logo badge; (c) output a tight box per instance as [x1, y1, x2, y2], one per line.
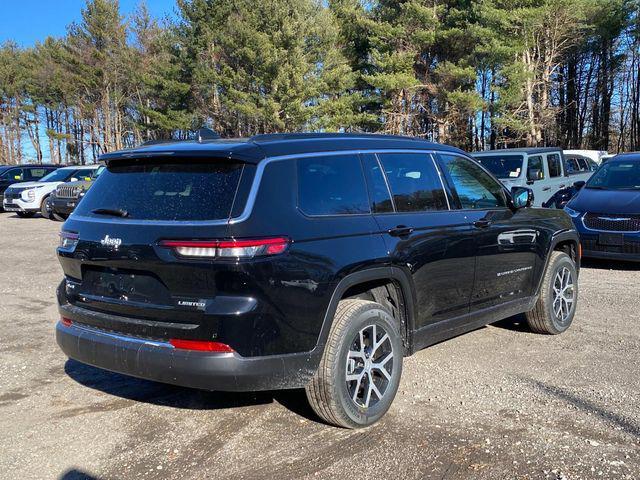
[100, 235, 122, 248]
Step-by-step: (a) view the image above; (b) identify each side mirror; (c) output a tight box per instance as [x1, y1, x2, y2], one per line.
[511, 186, 534, 209]
[573, 180, 586, 190]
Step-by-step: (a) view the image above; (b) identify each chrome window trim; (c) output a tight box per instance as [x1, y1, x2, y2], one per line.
[73, 148, 450, 226]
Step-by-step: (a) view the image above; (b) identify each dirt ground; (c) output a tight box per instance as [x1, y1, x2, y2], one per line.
[0, 212, 638, 480]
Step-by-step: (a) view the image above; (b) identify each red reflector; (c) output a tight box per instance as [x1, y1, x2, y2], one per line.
[169, 339, 234, 353]
[61, 317, 73, 327]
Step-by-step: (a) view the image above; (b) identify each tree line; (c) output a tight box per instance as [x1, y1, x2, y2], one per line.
[1, 0, 639, 165]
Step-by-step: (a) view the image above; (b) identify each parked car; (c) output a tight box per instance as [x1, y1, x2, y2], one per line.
[0, 164, 59, 212]
[564, 153, 599, 174]
[49, 166, 104, 220]
[2, 165, 100, 218]
[542, 181, 585, 209]
[56, 133, 580, 428]
[472, 148, 593, 206]
[563, 149, 609, 165]
[564, 152, 640, 262]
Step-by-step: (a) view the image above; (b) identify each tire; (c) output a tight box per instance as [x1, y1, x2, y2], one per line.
[526, 251, 578, 334]
[16, 211, 35, 218]
[52, 212, 66, 222]
[40, 196, 50, 218]
[305, 299, 403, 428]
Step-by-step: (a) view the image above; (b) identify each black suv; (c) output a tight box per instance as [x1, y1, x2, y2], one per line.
[56, 134, 580, 428]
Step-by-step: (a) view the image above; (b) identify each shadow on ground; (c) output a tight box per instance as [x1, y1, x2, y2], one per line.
[64, 359, 319, 422]
[59, 470, 103, 480]
[581, 257, 640, 271]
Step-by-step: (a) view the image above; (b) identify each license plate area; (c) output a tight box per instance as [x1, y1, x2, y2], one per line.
[598, 233, 624, 246]
[79, 268, 171, 306]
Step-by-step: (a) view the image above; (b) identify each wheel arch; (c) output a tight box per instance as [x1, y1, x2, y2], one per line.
[535, 229, 580, 296]
[314, 267, 417, 357]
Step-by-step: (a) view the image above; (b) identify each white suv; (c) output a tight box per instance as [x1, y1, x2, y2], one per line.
[472, 148, 594, 206]
[2, 165, 102, 218]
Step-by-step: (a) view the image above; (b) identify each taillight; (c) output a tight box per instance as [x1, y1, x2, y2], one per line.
[61, 317, 73, 327]
[169, 339, 234, 352]
[59, 231, 79, 250]
[159, 237, 289, 259]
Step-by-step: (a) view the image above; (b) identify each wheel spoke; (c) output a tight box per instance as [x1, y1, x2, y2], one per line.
[364, 375, 373, 407]
[373, 333, 389, 355]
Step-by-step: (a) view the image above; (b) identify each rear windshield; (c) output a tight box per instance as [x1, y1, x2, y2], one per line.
[74, 161, 244, 221]
[474, 154, 524, 179]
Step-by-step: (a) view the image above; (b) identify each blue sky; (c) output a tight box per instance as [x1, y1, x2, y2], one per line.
[0, 0, 177, 46]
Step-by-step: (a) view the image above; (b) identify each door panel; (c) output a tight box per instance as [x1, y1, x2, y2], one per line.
[436, 153, 539, 315]
[362, 152, 476, 329]
[463, 209, 539, 311]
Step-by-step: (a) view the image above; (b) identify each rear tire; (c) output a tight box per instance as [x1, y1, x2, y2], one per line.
[526, 251, 578, 334]
[305, 299, 403, 428]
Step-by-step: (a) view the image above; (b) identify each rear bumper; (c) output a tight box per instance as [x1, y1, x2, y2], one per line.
[56, 320, 319, 392]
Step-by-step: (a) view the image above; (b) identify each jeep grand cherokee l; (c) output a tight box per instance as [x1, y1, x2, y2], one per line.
[56, 133, 580, 428]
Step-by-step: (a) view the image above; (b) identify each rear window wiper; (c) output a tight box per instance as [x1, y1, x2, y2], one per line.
[91, 208, 129, 218]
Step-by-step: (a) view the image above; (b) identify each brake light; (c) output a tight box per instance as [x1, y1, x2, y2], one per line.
[169, 339, 234, 352]
[578, 242, 582, 260]
[59, 231, 79, 250]
[61, 317, 73, 327]
[159, 237, 289, 258]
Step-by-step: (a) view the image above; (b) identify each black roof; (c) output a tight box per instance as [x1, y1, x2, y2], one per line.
[0, 164, 59, 170]
[100, 133, 465, 165]
[472, 147, 562, 155]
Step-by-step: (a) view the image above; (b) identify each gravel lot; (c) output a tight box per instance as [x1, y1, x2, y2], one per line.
[0, 212, 638, 480]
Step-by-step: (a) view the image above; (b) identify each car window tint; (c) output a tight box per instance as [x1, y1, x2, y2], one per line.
[527, 155, 544, 180]
[297, 155, 369, 215]
[25, 168, 47, 180]
[4, 168, 23, 181]
[74, 161, 244, 221]
[439, 154, 506, 209]
[565, 158, 580, 174]
[376, 153, 447, 212]
[547, 154, 562, 177]
[361, 154, 393, 213]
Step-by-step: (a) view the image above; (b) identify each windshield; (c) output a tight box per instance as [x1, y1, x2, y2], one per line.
[74, 161, 245, 221]
[39, 168, 76, 182]
[586, 161, 640, 190]
[474, 155, 524, 179]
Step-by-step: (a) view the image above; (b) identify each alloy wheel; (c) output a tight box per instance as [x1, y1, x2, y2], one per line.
[345, 324, 394, 409]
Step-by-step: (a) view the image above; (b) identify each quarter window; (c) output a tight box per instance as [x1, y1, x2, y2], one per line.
[297, 155, 370, 215]
[439, 154, 506, 209]
[376, 153, 448, 212]
[547, 154, 562, 177]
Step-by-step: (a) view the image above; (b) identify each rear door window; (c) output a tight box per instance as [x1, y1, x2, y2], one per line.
[376, 153, 448, 212]
[75, 161, 245, 221]
[547, 154, 563, 177]
[297, 154, 369, 215]
[361, 154, 394, 213]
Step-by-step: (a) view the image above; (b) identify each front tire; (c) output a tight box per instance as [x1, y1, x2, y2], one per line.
[526, 251, 578, 334]
[305, 299, 403, 428]
[40, 196, 50, 218]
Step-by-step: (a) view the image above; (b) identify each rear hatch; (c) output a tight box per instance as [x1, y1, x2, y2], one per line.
[58, 158, 255, 342]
